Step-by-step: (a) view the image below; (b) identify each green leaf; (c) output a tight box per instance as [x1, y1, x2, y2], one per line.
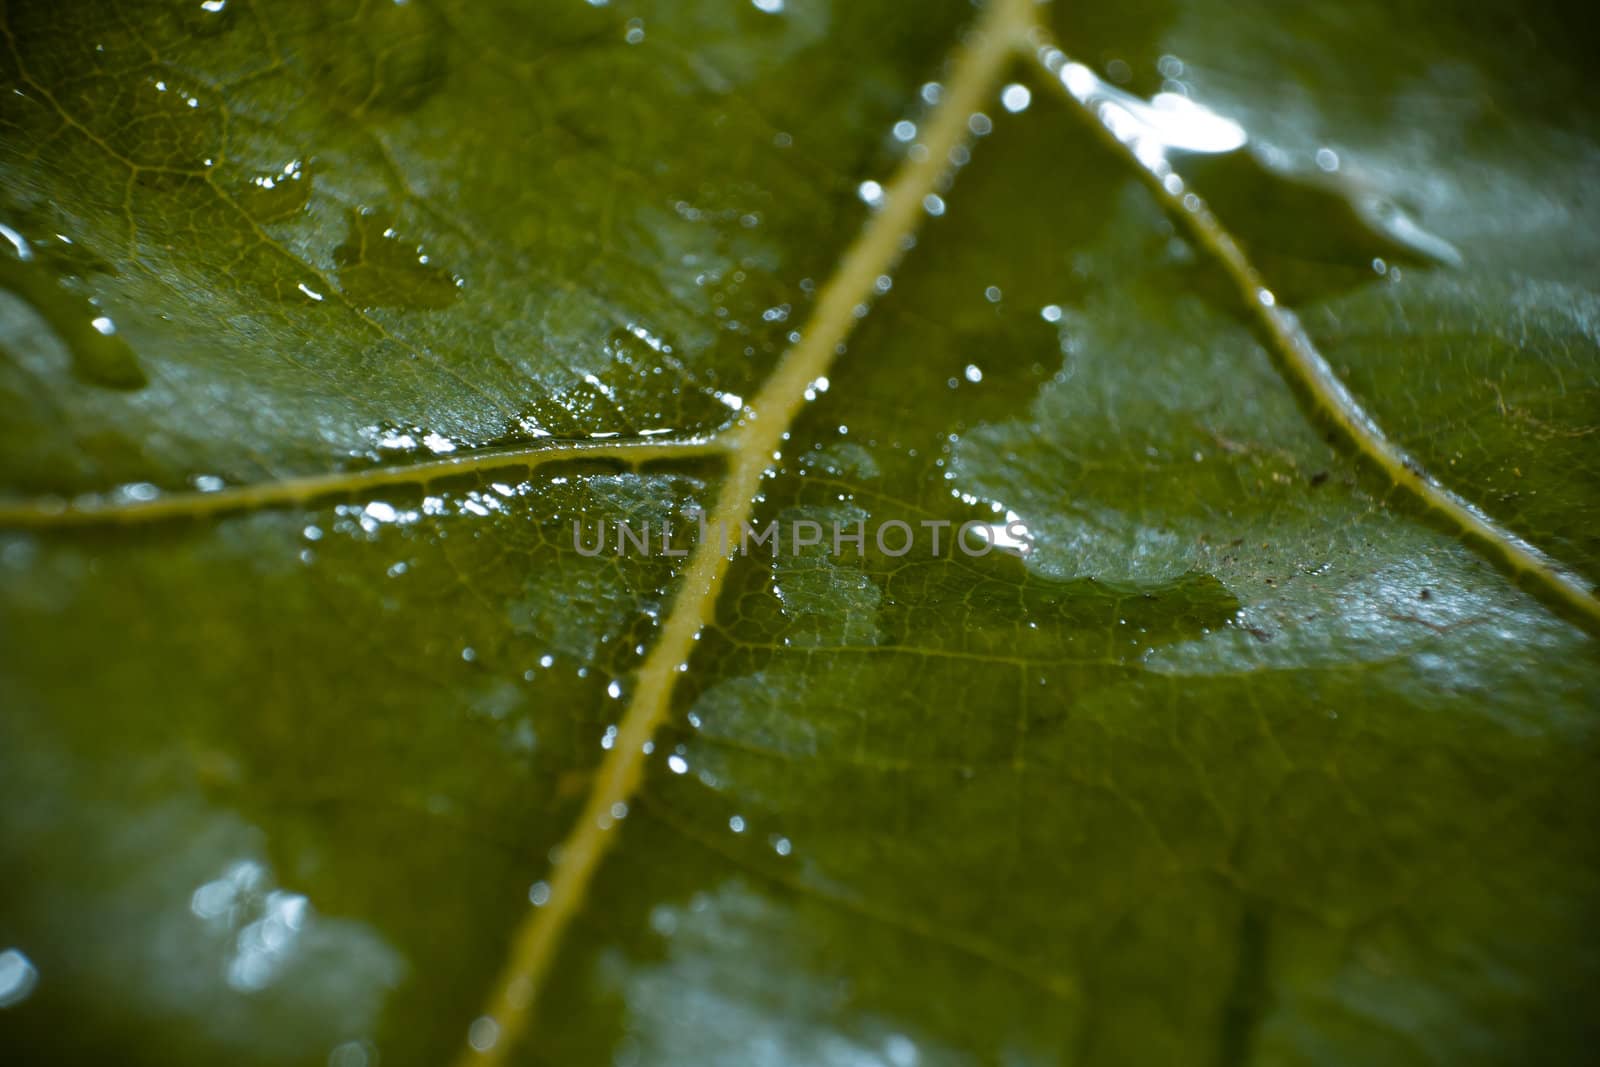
[2, 1, 1597, 1065]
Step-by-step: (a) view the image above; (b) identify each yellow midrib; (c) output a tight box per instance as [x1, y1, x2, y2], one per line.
[453, 3, 1037, 1061]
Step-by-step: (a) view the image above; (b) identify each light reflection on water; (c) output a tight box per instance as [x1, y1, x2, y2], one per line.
[190, 859, 311, 993]
[602, 881, 942, 1067]
[1055, 58, 1246, 158]
[0, 947, 39, 1008]
[0, 712, 408, 1061]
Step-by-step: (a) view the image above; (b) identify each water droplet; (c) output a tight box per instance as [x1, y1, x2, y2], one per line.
[0, 948, 38, 1008]
[235, 159, 311, 221]
[467, 1016, 499, 1053]
[0, 224, 146, 389]
[885, 1034, 918, 1067]
[1001, 83, 1031, 113]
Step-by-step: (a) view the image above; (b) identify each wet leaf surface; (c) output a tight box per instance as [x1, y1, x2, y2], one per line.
[2, 1, 1597, 1065]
